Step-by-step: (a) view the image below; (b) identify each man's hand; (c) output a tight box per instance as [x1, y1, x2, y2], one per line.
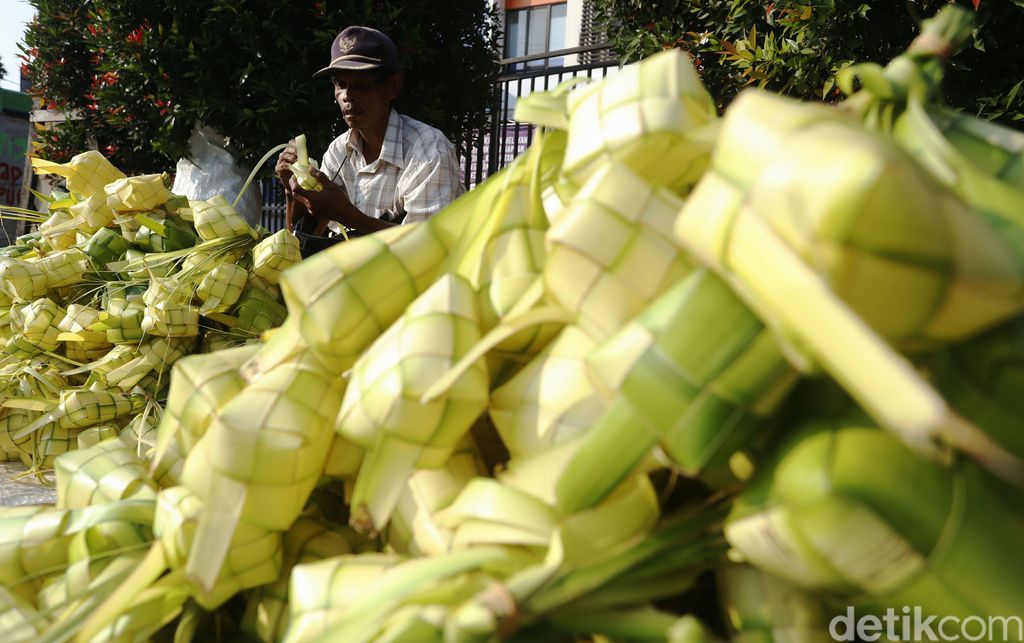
[290, 168, 395, 234]
[289, 167, 352, 225]
[275, 139, 298, 196]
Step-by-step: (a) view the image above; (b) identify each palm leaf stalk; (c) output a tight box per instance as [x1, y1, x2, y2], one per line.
[725, 422, 1024, 618]
[717, 564, 836, 643]
[924, 316, 1024, 463]
[555, 267, 796, 513]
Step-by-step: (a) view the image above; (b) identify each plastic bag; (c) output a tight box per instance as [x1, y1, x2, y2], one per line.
[171, 125, 262, 227]
[0, 461, 56, 506]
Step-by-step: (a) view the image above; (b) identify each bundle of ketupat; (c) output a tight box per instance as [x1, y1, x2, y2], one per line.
[2, 6, 1024, 642]
[0, 150, 300, 472]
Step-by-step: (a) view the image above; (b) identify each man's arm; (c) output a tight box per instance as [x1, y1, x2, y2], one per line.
[398, 140, 464, 224]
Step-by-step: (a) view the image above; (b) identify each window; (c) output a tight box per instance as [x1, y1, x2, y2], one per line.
[505, 2, 568, 70]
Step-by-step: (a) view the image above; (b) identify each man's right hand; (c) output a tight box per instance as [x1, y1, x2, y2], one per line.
[275, 139, 298, 196]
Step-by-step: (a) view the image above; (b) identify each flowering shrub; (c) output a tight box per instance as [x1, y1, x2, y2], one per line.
[21, 0, 500, 173]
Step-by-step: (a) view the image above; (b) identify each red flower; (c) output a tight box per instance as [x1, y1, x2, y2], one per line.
[104, 144, 118, 155]
[972, 0, 981, 8]
[126, 19, 152, 43]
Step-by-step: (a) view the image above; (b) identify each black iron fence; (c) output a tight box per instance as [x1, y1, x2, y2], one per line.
[457, 42, 619, 191]
[260, 175, 288, 232]
[259, 43, 619, 231]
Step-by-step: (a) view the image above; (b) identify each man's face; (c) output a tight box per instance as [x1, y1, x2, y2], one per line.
[331, 70, 401, 133]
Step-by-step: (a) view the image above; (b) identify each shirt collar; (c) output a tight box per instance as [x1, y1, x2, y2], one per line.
[345, 109, 405, 170]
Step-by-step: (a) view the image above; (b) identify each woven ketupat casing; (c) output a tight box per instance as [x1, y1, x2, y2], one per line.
[725, 424, 1024, 618]
[31, 150, 126, 198]
[54, 387, 144, 429]
[545, 161, 691, 341]
[189, 195, 254, 241]
[54, 437, 157, 509]
[231, 286, 287, 339]
[105, 174, 171, 212]
[0, 259, 48, 303]
[196, 263, 248, 315]
[82, 226, 131, 268]
[181, 350, 343, 532]
[252, 229, 302, 285]
[35, 248, 92, 288]
[58, 304, 113, 362]
[149, 486, 282, 610]
[562, 48, 717, 192]
[19, 298, 66, 352]
[338, 273, 490, 533]
[279, 222, 448, 373]
[489, 326, 604, 457]
[160, 344, 258, 452]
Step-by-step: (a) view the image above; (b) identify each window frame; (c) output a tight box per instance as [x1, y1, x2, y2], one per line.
[504, 0, 568, 70]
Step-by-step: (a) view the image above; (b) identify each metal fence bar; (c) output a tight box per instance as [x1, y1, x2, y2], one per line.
[459, 44, 618, 189]
[260, 176, 287, 233]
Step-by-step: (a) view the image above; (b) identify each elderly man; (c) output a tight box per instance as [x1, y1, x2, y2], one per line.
[276, 26, 464, 241]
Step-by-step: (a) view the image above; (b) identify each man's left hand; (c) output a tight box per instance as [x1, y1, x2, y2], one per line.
[289, 168, 356, 226]
[289, 168, 396, 234]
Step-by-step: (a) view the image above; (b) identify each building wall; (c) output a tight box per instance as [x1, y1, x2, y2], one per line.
[564, 0, 583, 66]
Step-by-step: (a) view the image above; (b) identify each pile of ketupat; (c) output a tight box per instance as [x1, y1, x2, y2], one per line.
[3, 6, 1024, 642]
[0, 153, 299, 472]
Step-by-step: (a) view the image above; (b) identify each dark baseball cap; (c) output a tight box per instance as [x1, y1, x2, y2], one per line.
[313, 26, 400, 78]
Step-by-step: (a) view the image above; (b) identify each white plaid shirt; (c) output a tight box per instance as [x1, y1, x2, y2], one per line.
[320, 109, 464, 232]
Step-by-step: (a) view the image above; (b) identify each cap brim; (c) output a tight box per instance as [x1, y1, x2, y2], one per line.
[313, 60, 388, 78]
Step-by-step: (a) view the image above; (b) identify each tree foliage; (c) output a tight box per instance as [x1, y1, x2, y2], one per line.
[22, 0, 500, 173]
[593, 0, 1024, 123]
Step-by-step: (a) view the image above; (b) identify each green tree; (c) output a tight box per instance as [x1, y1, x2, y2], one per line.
[22, 0, 500, 172]
[594, 0, 1024, 123]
